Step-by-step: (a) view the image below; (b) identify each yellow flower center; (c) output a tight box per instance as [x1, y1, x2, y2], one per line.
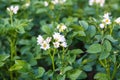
[105, 19, 109, 23]
[43, 43, 47, 48]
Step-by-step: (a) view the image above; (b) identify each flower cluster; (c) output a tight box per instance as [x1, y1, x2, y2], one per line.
[7, 5, 19, 14]
[115, 17, 120, 25]
[52, 0, 66, 4]
[44, 0, 66, 6]
[53, 32, 67, 48]
[37, 23, 67, 50]
[99, 13, 111, 29]
[37, 35, 51, 50]
[57, 23, 67, 32]
[44, 1, 49, 7]
[37, 33, 67, 50]
[89, 0, 105, 7]
[25, 2, 30, 7]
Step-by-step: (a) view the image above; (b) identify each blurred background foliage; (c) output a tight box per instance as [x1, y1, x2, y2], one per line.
[0, 0, 120, 80]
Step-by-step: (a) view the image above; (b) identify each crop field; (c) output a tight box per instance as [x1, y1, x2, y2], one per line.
[0, 0, 120, 80]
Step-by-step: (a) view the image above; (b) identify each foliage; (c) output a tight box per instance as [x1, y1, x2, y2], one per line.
[0, 0, 120, 80]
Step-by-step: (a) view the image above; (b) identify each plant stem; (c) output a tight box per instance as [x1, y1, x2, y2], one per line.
[96, 5, 99, 18]
[48, 49, 55, 71]
[106, 66, 111, 80]
[105, 59, 111, 80]
[9, 39, 16, 60]
[62, 47, 65, 61]
[10, 12, 13, 25]
[112, 63, 117, 80]
[10, 71, 13, 80]
[51, 56, 55, 71]
[99, 60, 105, 68]
[8, 37, 17, 80]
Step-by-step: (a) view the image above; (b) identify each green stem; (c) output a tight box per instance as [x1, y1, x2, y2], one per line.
[51, 56, 55, 71]
[110, 27, 112, 35]
[112, 63, 117, 80]
[96, 5, 99, 18]
[10, 71, 13, 80]
[48, 49, 55, 71]
[99, 60, 105, 68]
[110, 23, 115, 35]
[106, 67, 111, 80]
[9, 40, 14, 80]
[62, 47, 65, 61]
[10, 12, 13, 25]
[8, 37, 17, 80]
[9, 39, 16, 60]
[105, 59, 111, 80]
[117, 64, 120, 69]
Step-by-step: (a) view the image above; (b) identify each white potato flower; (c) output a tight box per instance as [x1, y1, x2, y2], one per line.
[60, 35, 66, 42]
[52, 0, 59, 4]
[45, 37, 52, 43]
[60, 42, 67, 47]
[52, 0, 66, 4]
[53, 32, 66, 42]
[89, 0, 105, 7]
[44, 1, 49, 7]
[53, 32, 62, 42]
[57, 23, 67, 32]
[25, 3, 30, 7]
[99, 0, 105, 7]
[53, 42, 60, 48]
[41, 41, 50, 50]
[99, 23, 105, 29]
[102, 13, 111, 25]
[103, 13, 110, 19]
[89, 0, 94, 6]
[96, 0, 105, 7]
[102, 18, 111, 25]
[115, 17, 120, 24]
[59, 0, 66, 4]
[7, 5, 19, 14]
[37, 35, 44, 45]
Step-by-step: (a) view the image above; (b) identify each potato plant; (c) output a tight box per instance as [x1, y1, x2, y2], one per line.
[0, 0, 120, 80]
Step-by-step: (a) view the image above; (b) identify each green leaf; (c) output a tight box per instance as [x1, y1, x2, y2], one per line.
[0, 54, 10, 61]
[67, 55, 76, 65]
[105, 35, 117, 42]
[9, 60, 30, 71]
[99, 40, 111, 60]
[70, 49, 83, 54]
[110, 55, 116, 63]
[79, 20, 88, 30]
[78, 71, 87, 79]
[45, 70, 54, 77]
[99, 52, 110, 60]
[94, 73, 109, 80]
[9, 64, 23, 71]
[62, 66, 73, 74]
[57, 75, 65, 80]
[36, 8, 47, 14]
[83, 64, 92, 71]
[41, 25, 52, 35]
[87, 25, 96, 37]
[87, 44, 102, 53]
[0, 62, 5, 67]
[18, 39, 30, 45]
[70, 24, 84, 31]
[36, 67, 45, 78]
[17, 27, 25, 34]
[72, 31, 86, 37]
[103, 40, 112, 52]
[67, 69, 82, 80]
